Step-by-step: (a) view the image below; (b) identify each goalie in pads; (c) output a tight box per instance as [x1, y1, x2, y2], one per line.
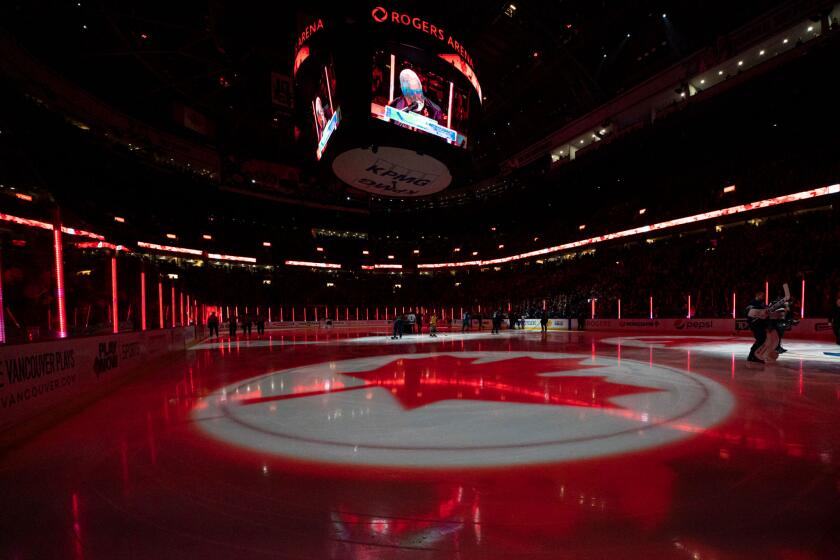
[745, 284, 790, 364]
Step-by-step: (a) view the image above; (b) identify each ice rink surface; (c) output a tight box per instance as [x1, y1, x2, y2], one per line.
[3, 327, 840, 559]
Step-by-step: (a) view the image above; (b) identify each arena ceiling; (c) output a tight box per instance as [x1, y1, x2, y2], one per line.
[2, 0, 789, 164]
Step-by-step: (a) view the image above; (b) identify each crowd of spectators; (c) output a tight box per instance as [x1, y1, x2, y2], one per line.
[173, 208, 840, 322]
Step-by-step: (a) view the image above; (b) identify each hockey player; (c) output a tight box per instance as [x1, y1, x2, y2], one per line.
[745, 290, 785, 364]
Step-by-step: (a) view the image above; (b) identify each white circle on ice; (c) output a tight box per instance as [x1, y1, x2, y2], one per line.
[194, 352, 734, 468]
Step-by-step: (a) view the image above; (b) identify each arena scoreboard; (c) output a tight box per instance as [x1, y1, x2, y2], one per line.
[294, 5, 483, 197]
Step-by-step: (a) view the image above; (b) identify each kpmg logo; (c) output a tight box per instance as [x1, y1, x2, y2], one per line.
[332, 147, 452, 197]
[362, 158, 436, 189]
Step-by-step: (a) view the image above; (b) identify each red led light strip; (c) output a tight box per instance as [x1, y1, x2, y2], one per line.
[0, 214, 105, 241]
[158, 281, 164, 328]
[141, 271, 147, 331]
[207, 253, 257, 263]
[61, 226, 104, 240]
[111, 257, 119, 333]
[53, 229, 68, 338]
[285, 260, 342, 269]
[75, 241, 130, 252]
[361, 264, 403, 270]
[0, 213, 53, 230]
[137, 241, 203, 256]
[418, 184, 840, 269]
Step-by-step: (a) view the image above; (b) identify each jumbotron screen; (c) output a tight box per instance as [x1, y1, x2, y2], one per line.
[370, 49, 470, 148]
[313, 59, 341, 160]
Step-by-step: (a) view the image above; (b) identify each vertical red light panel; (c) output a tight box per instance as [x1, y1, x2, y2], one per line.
[171, 287, 176, 328]
[617, 298, 621, 320]
[649, 296, 653, 319]
[590, 298, 596, 319]
[731, 292, 736, 319]
[687, 295, 692, 319]
[158, 281, 164, 328]
[765, 281, 769, 305]
[53, 229, 68, 338]
[800, 278, 805, 319]
[111, 257, 118, 333]
[140, 272, 147, 331]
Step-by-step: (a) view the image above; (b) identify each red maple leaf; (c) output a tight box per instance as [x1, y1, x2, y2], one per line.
[238, 356, 661, 411]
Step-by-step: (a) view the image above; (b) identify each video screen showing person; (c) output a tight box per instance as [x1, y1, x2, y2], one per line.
[371, 50, 469, 148]
[313, 61, 341, 160]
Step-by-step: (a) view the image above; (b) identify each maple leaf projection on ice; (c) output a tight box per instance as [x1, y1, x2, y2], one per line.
[237, 356, 662, 411]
